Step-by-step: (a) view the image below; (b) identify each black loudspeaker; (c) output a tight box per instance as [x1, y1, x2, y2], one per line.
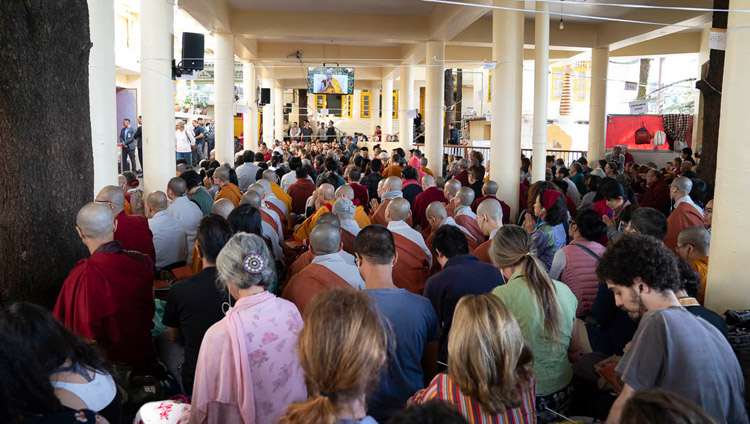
[181, 32, 205, 70]
[260, 88, 271, 105]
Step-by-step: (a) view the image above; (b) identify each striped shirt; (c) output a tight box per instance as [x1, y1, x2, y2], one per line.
[408, 373, 536, 424]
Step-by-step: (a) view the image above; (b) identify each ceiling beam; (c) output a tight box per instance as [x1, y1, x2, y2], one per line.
[179, 0, 231, 33]
[427, 1, 492, 41]
[451, 18, 599, 48]
[230, 11, 429, 44]
[610, 31, 702, 57]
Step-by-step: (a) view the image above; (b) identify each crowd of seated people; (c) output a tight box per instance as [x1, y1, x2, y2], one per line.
[2, 137, 745, 424]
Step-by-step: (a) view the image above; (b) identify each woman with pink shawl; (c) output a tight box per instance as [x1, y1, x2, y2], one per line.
[188, 233, 307, 424]
[407, 156, 426, 183]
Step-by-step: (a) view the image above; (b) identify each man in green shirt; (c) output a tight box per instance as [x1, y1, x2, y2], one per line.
[181, 170, 213, 216]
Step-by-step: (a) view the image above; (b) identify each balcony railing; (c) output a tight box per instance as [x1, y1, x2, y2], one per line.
[412, 144, 587, 166]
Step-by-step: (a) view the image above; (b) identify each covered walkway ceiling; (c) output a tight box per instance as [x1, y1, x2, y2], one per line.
[180, 0, 712, 87]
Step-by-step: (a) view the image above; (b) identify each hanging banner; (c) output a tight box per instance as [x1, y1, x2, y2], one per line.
[483, 61, 497, 70]
[624, 81, 638, 91]
[628, 100, 649, 115]
[606, 114, 692, 151]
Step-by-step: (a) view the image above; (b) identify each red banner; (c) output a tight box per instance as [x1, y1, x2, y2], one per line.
[605, 114, 692, 151]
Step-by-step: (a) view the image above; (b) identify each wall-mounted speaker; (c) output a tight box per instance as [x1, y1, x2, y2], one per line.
[260, 88, 271, 105]
[181, 32, 204, 70]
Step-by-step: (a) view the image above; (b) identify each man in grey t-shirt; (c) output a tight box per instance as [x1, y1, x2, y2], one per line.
[596, 233, 747, 424]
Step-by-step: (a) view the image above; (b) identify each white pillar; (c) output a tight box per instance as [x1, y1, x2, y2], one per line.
[399, 65, 415, 151]
[382, 77, 394, 138]
[262, 77, 274, 146]
[140, 0, 175, 194]
[290, 96, 300, 129]
[274, 86, 284, 142]
[214, 33, 234, 167]
[370, 87, 381, 137]
[588, 47, 609, 162]
[425, 41, 445, 177]
[705, 1, 750, 312]
[88, 0, 118, 194]
[242, 62, 257, 151]
[490, 0, 524, 219]
[531, 2, 549, 183]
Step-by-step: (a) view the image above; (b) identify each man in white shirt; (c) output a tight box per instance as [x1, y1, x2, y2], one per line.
[146, 191, 187, 269]
[175, 120, 194, 163]
[235, 150, 260, 192]
[166, 177, 202, 262]
[556, 167, 582, 206]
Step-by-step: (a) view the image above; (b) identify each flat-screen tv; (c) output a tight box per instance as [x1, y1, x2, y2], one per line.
[307, 67, 354, 95]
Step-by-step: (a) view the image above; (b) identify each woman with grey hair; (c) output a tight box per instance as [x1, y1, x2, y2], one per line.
[189, 232, 307, 424]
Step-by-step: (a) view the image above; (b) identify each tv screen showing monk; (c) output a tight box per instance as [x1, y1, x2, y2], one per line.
[308, 67, 354, 95]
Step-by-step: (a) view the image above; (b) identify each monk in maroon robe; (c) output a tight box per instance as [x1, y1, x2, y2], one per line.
[370, 177, 413, 227]
[54, 202, 156, 374]
[471, 198, 505, 264]
[96, 185, 156, 263]
[453, 187, 487, 244]
[639, 170, 671, 215]
[665, 177, 705, 252]
[412, 175, 446, 231]
[469, 180, 510, 225]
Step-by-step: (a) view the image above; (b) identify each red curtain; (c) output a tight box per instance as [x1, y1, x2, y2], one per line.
[605, 114, 692, 151]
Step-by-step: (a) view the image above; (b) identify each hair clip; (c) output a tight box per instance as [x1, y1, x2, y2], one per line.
[243, 253, 266, 274]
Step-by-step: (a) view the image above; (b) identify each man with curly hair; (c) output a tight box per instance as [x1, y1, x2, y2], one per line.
[597, 233, 746, 424]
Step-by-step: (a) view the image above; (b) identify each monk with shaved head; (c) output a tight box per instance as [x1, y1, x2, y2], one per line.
[470, 179, 510, 225]
[335, 185, 372, 228]
[292, 183, 337, 241]
[212, 166, 242, 206]
[412, 174, 446, 234]
[263, 168, 293, 228]
[285, 213, 357, 284]
[369, 176, 412, 227]
[250, 181, 286, 242]
[452, 186, 486, 244]
[282, 223, 363, 315]
[96, 185, 155, 262]
[424, 201, 479, 252]
[146, 190, 188, 270]
[443, 179, 462, 217]
[189, 198, 235, 274]
[471, 198, 505, 263]
[241, 189, 284, 261]
[385, 197, 433, 294]
[54, 202, 157, 373]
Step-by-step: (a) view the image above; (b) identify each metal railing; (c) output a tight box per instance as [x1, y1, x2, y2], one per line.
[413, 144, 587, 166]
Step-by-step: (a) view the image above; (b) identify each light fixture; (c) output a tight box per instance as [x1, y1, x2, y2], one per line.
[559, 0, 565, 30]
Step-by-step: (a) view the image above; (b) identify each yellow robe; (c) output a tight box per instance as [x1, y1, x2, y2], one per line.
[270, 182, 293, 228]
[691, 256, 709, 305]
[293, 201, 371, 241]
[321, 78, 342, 93]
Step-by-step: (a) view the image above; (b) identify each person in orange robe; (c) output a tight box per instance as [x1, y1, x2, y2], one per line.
[424, 201, 479, 253]
[453, 186, 486, 245]
[370, 176, 413, 227]
[664, 177, 705, 252]
[676, 225, 711, 305]
[385, 198, 432, 294]
[293, 183, 336, 241]
[282, 224, 362, 315]
[190, 198, 235, 274]
[213, 166, 242, 206]
[471, 198, 505, 264]
[381, 154, 404, 178]
[239, 190, 284, 261]
[96, 185, 156, 263]
[443, 179, 462, 217]
[53, 202, 156, 374]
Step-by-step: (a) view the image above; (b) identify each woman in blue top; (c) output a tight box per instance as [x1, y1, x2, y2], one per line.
[523, 182, 568, 270]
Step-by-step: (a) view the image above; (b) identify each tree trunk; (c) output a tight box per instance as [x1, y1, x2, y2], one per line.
[456, 69, 463, 138]
[0, 0, 93, 308]
[444, 69, 454, 143]
[637, 58, 651, 100]
[696, 0, 729, 196]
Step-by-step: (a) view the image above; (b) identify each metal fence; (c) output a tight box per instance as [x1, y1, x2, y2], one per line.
[413, 144, 587, 166]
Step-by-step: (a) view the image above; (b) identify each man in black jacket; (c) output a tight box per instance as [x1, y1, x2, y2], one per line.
[119, 118, 137, 172]
[133, 116, 143, 174]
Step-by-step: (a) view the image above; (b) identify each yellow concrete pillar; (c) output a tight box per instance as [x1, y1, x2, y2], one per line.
[532, 1, 549, 183]
[399, 65, 415, 151]
[274, 86, 284, 142]
[214, 32, 235, 167]
[705, 2, 750, 312]
[88, 0, 118, 194]
[140, 0, 175, 194]
[425, 41, 445, 177]
[262, 76, 274, 146]
[242, 62, 257, 151]
[588, 47, 609, 162]
[490, 0, 524, 219]
[382, 77, 394, 138]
